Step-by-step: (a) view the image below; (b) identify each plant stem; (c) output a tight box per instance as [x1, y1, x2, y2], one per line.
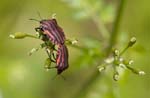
[91, 14, 110, 40]
[107, 0, 126, 54]
[83, 2, 109, 40]
[120, 45, 129, 56]
[72, 70, 100, 98]
[72, 0, 127, 98]
[26, 34, 39, 39]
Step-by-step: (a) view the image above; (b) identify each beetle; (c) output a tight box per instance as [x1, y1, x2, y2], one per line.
[34, 17, 69, 74]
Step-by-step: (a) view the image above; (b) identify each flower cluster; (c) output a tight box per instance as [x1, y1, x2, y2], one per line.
[98, 37, 145, 81]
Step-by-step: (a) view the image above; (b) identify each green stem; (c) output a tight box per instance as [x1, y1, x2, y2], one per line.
[65, 40, 87, 52]
[107, 0, 126, 55]
[72, 70, 100, 98]
[91, 14, 110, 40]
[67, 44, 87, 52]
[120, 45, 129, 56]
[72, 0, 127, 97]
[83, 2, 109, 40]
[26, 34, 39, 39]
[126, 65, 139, 74]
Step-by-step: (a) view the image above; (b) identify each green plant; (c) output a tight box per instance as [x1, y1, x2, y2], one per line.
[9, 1, 145, 98]
[9, 0, 145, 80]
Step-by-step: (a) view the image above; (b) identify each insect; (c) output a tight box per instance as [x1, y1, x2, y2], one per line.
[35, 18, 65, 45]
[33, 17, 69, 75]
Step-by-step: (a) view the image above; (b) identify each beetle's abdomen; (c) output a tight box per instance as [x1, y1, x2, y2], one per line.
[56, 44, 69, 74]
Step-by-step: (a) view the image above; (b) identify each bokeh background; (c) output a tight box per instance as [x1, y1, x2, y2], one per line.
[0, 0, 149, 98]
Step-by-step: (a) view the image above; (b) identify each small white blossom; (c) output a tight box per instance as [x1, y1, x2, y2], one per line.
[72, 40, 78, 44]
[129, 60, 134, 65]
[9, 34, 15, 39]
[138, 71, 146, 75]
[98, 67, 105, 72]
[105, 57, 114, 64]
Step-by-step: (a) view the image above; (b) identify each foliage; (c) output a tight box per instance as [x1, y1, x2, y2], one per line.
[0, 0, 149, 98]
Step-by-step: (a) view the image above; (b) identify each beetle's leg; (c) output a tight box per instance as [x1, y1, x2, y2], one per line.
[50, 44, 57, 52]
[44, 58, 57, 71]
[50, 58, 56, 63]
[35, 27, 42, 32]
[45, 48, 56, 63]
[49, 45, 57, 62]
[52, 52, 56, 61]
[45, 48, 51, 58]
[50, 51, 56, 63]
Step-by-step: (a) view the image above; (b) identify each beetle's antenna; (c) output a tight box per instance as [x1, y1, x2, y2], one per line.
[51, 74, 58, 80]
[37, 11, 43, 20]
[51, 74, 66, 80]
[60, 74, 66, 80]
[29, 18, 40, 22]
[29, 11, 43, 22]
[52, 13, 56, 19]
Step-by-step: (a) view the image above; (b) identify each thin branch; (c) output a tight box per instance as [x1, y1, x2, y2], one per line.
[107, 0, 126, 54]
[26, 34, 39, 39]
[73, 70, 100, 98]
[83, 2, 110, 40]
[91, 13, 110, 40]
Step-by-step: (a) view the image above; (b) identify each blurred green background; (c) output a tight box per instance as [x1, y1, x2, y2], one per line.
[0, 0, 149, 98]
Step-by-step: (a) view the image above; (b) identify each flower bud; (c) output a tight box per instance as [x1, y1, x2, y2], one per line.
[128, 60, 134, 65]
[9, 32, 27, 39]
[119, 57, 124, 62]
[72, 39, 78, 45]
[138, 71, 146, 75]
[128, 37, 136, 47]
[44, 58, 52, 71]
[98, 66, 105, 72]
[52, 13, 56, 19]
[113, 73, 119, 81]
[105, 57, 114, 64]
[35, 32, 40, 37]
[28, 48, 39, 56]
[119, 63, 126, 69]
[113, 49, 120, 57]
[65, 39, 78, 45]
[114, 49, 119, 56]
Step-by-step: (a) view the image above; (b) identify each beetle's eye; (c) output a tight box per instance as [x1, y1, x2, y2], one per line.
[40, 28, 44, 32]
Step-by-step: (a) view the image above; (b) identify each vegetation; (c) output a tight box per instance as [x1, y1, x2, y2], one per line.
[0, 0, 149, 98]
